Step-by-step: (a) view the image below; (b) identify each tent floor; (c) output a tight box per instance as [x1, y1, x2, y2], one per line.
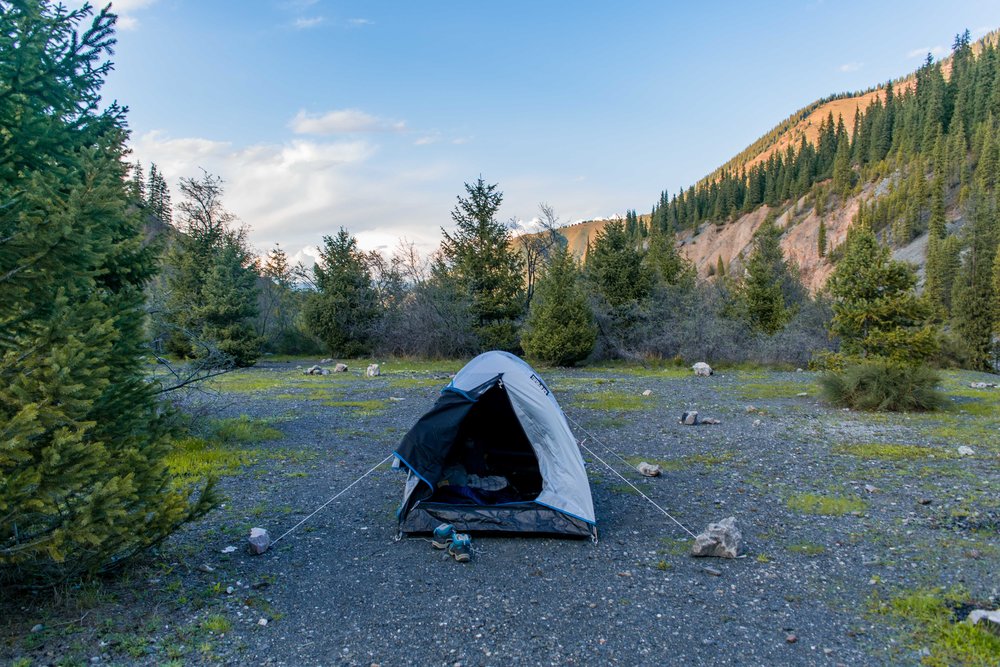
[400, 501, 593, 538]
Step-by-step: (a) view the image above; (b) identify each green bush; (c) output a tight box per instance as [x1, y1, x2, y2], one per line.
[819, 360, 945, 412]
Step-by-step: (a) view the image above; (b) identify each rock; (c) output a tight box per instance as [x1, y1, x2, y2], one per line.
[957, 446, 975, 456]
[690, 516, 741, 559]
[796, 368, 804, 373]
[796, 392, 809, 397]
[918, 498, 933, 505]
[700, 417, 721, 425]
[969, 382, 998, 389]
[864, 484, 879, 494]
[366, 363, 380, 377]
[247, 527, 271, 555]
[680, 411, 700, 425]
[745, 405, 757, 413]
[221, 546, 237, 554]
[692, 362, 713, 377]
[702, 566, 722, 576]
[637, 462, 661, 477]
[321, 358, 333, 364]
[258, 617, 268, 626]
[968, 609, 1000, 634]
[197, 563, 215, 573]
[31, 624, 43, 633]
[752, 419, 762, 427]
[321, 369, 330, 375]
[334, 363, 348, 373]
[642, 389, 652, 396]
[785, 633, 798, 644]
[225, 586, 235, 595]
[303, 364, 323, 375]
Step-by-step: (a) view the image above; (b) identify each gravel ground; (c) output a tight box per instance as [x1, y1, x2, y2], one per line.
[2, 360, 998, 666]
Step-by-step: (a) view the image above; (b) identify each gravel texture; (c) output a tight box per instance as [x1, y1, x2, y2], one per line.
[2, 361, 998, 666]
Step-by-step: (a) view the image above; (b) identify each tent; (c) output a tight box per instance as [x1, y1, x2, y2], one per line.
[394, 351, 596, 538]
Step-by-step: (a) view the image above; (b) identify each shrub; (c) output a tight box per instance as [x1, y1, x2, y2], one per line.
[819, 360, 945, 411]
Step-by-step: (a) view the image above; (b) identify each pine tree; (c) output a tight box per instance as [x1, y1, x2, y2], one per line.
[440, 178, 525, 351]
[738, 217, 800, 334]
[0, 2, 214, 585]
[951, 186, 999, 370]
[832, 127, 853, 196]
[818, 218, 828, 258]
[645, 222, 694, 288]
[827, 223, 937, 363]
[303, 228, 379, 357]
[146, 163, 172, 225]
[585, 218, 651, 307]
[520, 245, 596, 366]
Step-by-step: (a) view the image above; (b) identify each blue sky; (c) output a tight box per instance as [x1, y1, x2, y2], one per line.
[99, 0, 1000, 264]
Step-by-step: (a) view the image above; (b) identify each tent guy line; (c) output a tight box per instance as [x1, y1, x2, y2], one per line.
[565, 414, 698, 539]
[271, 453, 395, 546]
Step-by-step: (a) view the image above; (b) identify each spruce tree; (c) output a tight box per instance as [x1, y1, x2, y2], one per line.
[645, 221, 694, 288]
[827, 223, 937, 362]
[521, 245, 596, 366]
[440, 178, 525, 351]
[0, 1, 214, 585]
[585, 218, 651, 307]
[738, 217, 801, 334]
[303, 228, 379, 357]
[818, 218, 828, 257]
[951, 187, 998, 370]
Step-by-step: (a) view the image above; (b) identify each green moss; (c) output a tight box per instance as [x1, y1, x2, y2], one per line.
[207, 371, 287, 393]
[323, 399, 388, 416]
[571, 390, 653, 412]
[874, 587, 1000, 667]
[787, 542, 826, 556]
[166, 437, 260, 481]
[833, 442, 953, 460]
[623, 451, 735, 471]
[383, 376, 448, 390]
[200, 615, 232, 634]
[210, 416, 283, 444]
[735, 381, 812, 399]
[786, 492, 865, 516]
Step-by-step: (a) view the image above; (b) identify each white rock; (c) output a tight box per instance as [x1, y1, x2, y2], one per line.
[221, 546, 237, 554]
[637, 462, 661, 477]
[957, 446, 975, 456]
[258, 618, 268, 626]
[692, 362, 713, 377]
[247, 527, 271, 555]
[691, 517, 741, 559]
[366, 363, 380, 377]
[642, 389, 652, 396]
[31, 624, 43, 633]
[752, 419, 762, 427]
[968, 609, 1000, 632]
[334, 363, 348, 373]
[700, 417, 721, 425]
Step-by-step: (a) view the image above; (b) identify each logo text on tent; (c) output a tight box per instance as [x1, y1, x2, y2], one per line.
[529, 374, 550, 395]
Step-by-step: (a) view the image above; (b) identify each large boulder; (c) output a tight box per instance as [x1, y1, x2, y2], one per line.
[692, 362, 713, 377]
[247, 527, 271, 555]
[366, 363, 380, 377]
[691, 517, 741, 559]
[334, 363, 348, 373]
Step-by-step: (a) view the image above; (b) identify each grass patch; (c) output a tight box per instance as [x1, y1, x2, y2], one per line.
[322, 399, 388, 416]
[210, 416, 283, 444]
[166, 437, 260, 481]
[623, 451, 735, 472]
[873, 587, 1000, 667]
[200, 614, 232, 634]
[206, 371, 288, 393]
[833, 442, 953, 460]
[786, 492, 865, 516]
[383, 376, 448, 390]
[608, 484, 640, 496]
[787, 542, 826, 556]
[571, 390, 653, 412]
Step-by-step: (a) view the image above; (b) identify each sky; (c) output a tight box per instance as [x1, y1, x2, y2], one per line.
[94, 0, 1000, 266]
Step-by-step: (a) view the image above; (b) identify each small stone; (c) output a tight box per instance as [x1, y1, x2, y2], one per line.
[221, 546, 237, 554]
[692, 362, 713, 377]
[366, 363, 380, 377]
[247, 527, 271, 555]
[226, 586, 235, 595]
[786, 633, 798, 644]
[258, 617, 268, 626]
[31, 624, 43, 633]
[968, 609, 1000, 633]
[957, 446, 975, 456]
[642, 389, 652, 396]
[637, 461, 661, 477]
[796, 392, 808, 397]
[197, 563, 215, 573]
[745, 405, 757, 413]
[321, 358, 333, 364]
[796, 368, 804, 373]
[752, 419, 762, 427]
[702, 566, 722, 576]
[864, 484, 879, 494]
[680, 411, 700, 426]
[334, 363, 348, 373]
[823, 648, 833, 656]
[700, 417, 721, 425]
[917, 498, 932, 505]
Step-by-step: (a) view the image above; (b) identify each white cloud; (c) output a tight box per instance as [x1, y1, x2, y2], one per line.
[907, 45, 946, 59]
[414, 134, 440, 146]
[348, 18, 373, 26]
[67, 0, 156, 29]
[293, 16, 324, 29]
[290, 109, 406, 135]
[837, 61, 863, 73]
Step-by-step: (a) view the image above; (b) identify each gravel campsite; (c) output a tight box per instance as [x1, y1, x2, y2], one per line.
[2, 359, 999, 666]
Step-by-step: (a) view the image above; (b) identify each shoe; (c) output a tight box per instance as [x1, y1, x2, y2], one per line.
[448, 533, 472, 563]
[431, 524, 455, 549]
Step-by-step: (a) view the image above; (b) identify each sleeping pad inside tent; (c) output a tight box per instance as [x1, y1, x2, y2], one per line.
[393, 351, 596, 538]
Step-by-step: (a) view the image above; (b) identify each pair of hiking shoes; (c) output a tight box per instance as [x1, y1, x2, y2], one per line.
[432, 524, 471, 562]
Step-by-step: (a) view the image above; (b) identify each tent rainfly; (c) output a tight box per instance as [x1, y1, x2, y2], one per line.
[394, 351, 596, 538]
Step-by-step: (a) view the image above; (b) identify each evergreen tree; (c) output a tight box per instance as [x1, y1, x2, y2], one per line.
[832, 127, 853, 196]
[738, 217, 799, 334]
[827, 223, 937, 362]
[520, 245, 596, 366]
[645, 221, 694, 288]
[585, 218, 651, 307]
[128, 160, 145, 204]
[0, 1, 214, 585]
[951, 187, 999, 370]
[818, 218, 828, 257]
[439, 178, 525, 351]
[165, 172, 261, 366]
[303, 228, 379, 357]
[146, 163, 171, 225]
